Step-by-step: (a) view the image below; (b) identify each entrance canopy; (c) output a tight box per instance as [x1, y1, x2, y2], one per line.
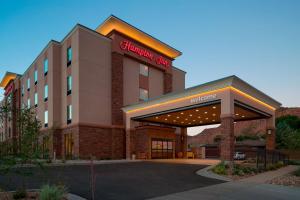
[122, 75, 281, 128]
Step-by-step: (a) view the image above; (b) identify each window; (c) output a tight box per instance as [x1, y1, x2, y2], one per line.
[44, 59, 48, 76]
[34, 70, 38, 84]
[139, 88, 149, 101]
[67, 47, 72, 66]
[139, 64, 149, 77]
[67, 105, 72, 124]
[67, 76, 72, 95]
[34, 92, 38, 107]
[27, 78, 30, 91]
[27, 98, 30, 108]
[44, 110, 48, 127]
[44, 84, 48, 102]
[21, 85, 24, 96]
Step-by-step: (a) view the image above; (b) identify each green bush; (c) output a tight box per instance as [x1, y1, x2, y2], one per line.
[293, 167, 300, 177]
[233, 164, 257, 176]
[39, 184, 67, 200]
[288, 160, 300, 165]
[212, 162, 227, 175]
[266, 161, 285, 171]
[13, 188, 26, 199]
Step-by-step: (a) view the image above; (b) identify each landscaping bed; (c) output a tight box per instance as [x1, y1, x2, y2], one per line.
[211, 161, 285, 180]
[267, 166, 300, 187]
[0, 185, 67, 200]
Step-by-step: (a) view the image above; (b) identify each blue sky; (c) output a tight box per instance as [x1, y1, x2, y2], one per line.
[0, 0, 299, 107]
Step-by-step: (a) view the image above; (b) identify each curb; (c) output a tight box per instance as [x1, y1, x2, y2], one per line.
[0, 191, 86, 200]
[196, 165, 232, 182]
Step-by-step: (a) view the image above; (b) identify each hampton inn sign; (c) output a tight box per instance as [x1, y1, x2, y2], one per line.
[120, 40, 170, 68]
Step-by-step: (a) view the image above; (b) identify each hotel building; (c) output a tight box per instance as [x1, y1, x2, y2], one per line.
[0, 16, 281, 161]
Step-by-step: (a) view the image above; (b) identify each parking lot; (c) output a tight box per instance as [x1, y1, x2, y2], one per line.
[0, 161, 224, 200]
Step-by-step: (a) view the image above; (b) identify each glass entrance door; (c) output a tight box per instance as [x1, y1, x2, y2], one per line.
[64, 133, 73, 159]
[151, 139, 173, 159]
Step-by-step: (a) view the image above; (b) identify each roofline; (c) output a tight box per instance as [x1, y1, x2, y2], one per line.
[96, 15, 182, 58]
[0, 71, 21, 88]
[122, 75, 281, 112]
[21, 23, 111, 78]
[231, 75, 281, 106]
[172, 66, 187, 74]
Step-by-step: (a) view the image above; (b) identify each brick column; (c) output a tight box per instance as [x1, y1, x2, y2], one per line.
[163, 72, 172, 94]
[220, 116, 234, 161]
[266, 117, 276, 150]
[126, 129, 131, 159]
[111, 52, 124, 125]
[180, 128, 187, 158]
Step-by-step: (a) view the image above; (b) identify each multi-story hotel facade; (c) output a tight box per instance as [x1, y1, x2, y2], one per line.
[0, 16, 281, 161]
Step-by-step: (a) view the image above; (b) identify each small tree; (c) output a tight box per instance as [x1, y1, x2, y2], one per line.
[0, 104, 44, 190]
[276, 115, 300, 150]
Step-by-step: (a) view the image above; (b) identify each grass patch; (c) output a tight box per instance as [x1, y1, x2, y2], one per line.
[211, 162, 228, 175]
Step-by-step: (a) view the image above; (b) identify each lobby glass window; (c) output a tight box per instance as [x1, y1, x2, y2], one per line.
[67, 105, 72, 124]
[34, 70, 38, 84]
[139, 88, 149, 101]
[67, 76, 72, 95]
[27, 98, 30, 108]
[44, 110, 48, 127]
[44, 59, 48, 76]
[139, 64, 149, 77]
[67, 47, 72, 66]
[44, 84, 48, 102]
[27, 78, 30, 91]
[34, 92, 38, 107]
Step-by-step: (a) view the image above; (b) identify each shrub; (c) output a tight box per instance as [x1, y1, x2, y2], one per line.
[39, 184, 67, 200]
[266, 161, 285, 171]
[212, 162, 227, 175]
[233, 164, 257, 176]
[293, 167, 300, 177]
[13, 188, 26, 199]
[288, 160, 300, 165]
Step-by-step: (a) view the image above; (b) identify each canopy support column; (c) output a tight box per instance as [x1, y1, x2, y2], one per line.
[266, 116, 276, 150]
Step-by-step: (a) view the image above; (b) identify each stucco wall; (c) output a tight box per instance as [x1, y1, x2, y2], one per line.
[77, 27, 112, 125]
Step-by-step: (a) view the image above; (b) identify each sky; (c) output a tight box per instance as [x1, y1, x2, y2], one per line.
[0, 0, 299, 135]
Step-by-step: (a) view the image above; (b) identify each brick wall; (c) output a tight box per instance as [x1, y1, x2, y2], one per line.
[111, 52, 124, 125]
[163, 72, 172, 94]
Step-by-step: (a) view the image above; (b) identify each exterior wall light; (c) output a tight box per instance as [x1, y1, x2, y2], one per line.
[267, 129, 272, 135]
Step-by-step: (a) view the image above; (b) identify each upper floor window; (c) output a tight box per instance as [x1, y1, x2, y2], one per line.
[67, 47, 72, 66]
[27, 98, 30, 108]
[139, 88, 149, 101]
[27, 78, 30, 91]
[67, 104, 72, 124]
[34, 70, 38, 84]
[21, 85, 24, 96]
[44, 59, 48, 76]
[140, 64, 149, 77]
[67, 76, 72, 95]
[34, 92, 38, 107]
[44, 84, 48, 102]
[44, 110, 48, 127]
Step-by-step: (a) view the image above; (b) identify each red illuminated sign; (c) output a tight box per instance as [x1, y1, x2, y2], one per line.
[120, 40, 170, 68]
[4, 82, 13, 96]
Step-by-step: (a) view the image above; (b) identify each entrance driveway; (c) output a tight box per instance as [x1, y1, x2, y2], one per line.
[0, 161, 224, 200]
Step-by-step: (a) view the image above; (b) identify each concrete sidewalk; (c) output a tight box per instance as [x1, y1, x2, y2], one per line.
[149, 181, 300, 200]
[150, 165, 300, 200]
